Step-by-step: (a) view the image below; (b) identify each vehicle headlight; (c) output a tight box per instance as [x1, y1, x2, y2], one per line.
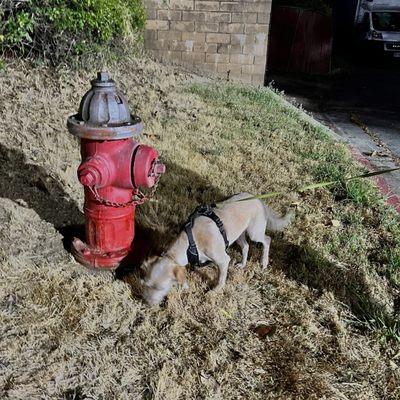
[371, 30, 383, 39]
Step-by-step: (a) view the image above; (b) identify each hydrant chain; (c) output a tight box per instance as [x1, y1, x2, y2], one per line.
[89, 185, 151, 207]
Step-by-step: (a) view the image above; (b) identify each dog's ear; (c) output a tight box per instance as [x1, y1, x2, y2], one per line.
[173, 266, 186, 284]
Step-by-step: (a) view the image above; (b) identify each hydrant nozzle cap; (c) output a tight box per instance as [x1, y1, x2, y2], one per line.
[153, 161, 166, 176]
[79, 170, 96, 186]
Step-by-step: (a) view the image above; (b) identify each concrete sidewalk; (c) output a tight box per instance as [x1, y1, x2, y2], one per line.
[320, 109, 400, 201]
[268, 65, 400, 202]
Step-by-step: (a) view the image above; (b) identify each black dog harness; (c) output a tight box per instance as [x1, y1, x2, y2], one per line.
[183, 204, 229, 266]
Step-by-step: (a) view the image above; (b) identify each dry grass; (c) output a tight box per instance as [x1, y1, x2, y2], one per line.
[0, 55, 399, 399]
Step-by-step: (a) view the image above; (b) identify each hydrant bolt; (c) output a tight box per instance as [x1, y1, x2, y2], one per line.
[98, 72, 109, 81]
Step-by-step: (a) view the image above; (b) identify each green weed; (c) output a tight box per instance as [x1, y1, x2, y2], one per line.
[384, 247, 400, 288]
[345, 179, 382, 207]
[352, 293, 400, 344]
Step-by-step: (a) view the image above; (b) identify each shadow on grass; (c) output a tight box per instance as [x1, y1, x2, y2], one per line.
[272, 239, 399, 339]
[0, 143, 84, 248]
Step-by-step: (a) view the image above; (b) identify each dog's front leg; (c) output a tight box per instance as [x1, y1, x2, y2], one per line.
[213, 254, 231, 291]
[182, 280, 190, 290]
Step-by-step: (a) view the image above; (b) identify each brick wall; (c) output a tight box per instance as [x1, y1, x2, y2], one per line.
[145, 0, 272, 85]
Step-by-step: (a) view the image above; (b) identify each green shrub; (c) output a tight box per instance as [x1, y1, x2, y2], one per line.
[0, 0, 145, 64]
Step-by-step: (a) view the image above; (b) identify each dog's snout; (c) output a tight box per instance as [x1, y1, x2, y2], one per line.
[143, 289, 162, 305]
[142, 283, 170, 306]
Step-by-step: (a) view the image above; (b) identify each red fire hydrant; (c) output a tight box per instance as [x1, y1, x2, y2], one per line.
[67, 72, 165, 269]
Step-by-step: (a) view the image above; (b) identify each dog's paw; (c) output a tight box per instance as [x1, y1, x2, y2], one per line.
[210, 285, 225, 293]
[261, 262, 270, 270]
[261, 256, 270, 270]
[235, 262, 246, 269]
[205, 289, 218, 300]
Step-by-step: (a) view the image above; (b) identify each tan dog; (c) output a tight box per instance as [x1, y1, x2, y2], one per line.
[142, 193, 293, 305]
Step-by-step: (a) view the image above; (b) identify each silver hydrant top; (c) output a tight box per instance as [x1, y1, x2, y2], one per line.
[67, 72, 143, 140]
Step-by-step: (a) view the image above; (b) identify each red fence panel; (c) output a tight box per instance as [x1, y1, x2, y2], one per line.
[268, 7, 333, 75]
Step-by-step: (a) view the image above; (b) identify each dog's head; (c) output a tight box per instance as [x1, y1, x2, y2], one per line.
[141, 255, 186, 305]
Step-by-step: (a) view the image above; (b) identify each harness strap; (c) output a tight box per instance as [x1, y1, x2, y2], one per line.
[184, 225, 198, 266]
[184, 204, 229, 266]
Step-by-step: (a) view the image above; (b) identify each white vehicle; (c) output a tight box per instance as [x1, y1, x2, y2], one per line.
[355, 0, 400, 56]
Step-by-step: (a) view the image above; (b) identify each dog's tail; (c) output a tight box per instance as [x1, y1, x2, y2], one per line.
[261, 202, 294, 232]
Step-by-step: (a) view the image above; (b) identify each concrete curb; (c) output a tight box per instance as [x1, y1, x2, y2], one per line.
[267, 88, 400, 214]
[349, 146, 400, 213]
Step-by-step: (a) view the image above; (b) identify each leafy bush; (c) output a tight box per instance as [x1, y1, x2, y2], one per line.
[0, 0, 146, 64]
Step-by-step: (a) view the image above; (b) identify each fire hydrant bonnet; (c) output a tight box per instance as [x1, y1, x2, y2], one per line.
[67, 72, 143, 140]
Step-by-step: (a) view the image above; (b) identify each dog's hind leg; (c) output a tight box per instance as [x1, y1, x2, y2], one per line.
[213, 253, 231, 291]
[259, 235, 271, 269]
[247, 219, 271, 269]
[236, 232, 249, 269]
